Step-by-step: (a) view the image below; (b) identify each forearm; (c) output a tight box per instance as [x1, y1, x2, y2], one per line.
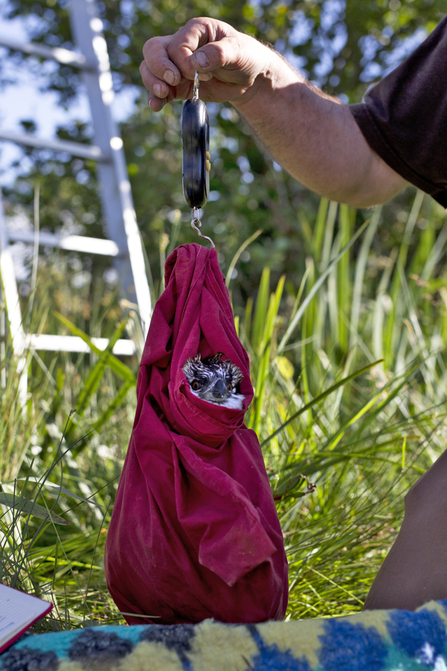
[140, 19, 407, 207]
[232, 52, 407, 208]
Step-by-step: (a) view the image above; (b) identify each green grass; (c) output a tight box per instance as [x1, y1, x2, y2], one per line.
[1, 190, 447, 628]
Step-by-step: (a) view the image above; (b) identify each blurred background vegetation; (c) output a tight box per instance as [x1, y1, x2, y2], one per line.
[1, 0, 447, 628]
[3, 0, 447, 309]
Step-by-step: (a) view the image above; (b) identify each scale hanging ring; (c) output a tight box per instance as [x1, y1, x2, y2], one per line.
[192, 70, 200, 100]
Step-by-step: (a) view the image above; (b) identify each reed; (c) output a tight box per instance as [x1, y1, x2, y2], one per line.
[1, 190, 446, 626]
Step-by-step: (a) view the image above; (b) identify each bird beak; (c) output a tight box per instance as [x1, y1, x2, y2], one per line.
[212, 379, 228, 400]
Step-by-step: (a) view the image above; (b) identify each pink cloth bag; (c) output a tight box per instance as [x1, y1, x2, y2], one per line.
[104, 243, 288, 624]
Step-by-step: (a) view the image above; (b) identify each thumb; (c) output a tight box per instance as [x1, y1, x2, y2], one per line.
[191, 49, 211, 70]
[188, 36, 266, 88]
[189, 37, 245, 74]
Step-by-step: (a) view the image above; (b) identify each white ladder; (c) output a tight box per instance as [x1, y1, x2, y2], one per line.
[0, 0, 152, 370]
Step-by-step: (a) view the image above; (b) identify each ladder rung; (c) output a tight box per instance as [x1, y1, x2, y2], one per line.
[0, 130, 109, 162]
[8, 231, 121, 256]
[25, 334, 136, 356]
[0, 35, 94, 70]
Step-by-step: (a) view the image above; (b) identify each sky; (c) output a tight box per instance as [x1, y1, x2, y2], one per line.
[0, 5, 138, 185]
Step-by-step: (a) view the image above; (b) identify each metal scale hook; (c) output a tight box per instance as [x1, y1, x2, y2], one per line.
[182, 71, 215, 248]
[191, 209, 215, 248]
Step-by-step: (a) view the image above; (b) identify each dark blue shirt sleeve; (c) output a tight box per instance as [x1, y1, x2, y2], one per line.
[350, 15, 447, 207]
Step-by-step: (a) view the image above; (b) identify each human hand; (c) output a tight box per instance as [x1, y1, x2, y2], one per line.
[140, 18, 273, 111]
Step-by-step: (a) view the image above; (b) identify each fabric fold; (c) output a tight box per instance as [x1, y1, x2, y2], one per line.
[172, 431, 278, 587]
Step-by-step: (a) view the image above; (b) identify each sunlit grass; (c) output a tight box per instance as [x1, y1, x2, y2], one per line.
[1, 191, 447, 627]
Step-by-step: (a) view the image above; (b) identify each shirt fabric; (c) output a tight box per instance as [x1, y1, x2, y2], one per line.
[350, 15, 447, 207]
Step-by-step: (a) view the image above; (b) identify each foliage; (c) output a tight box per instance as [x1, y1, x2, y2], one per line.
[4, 0, 447, 96]
[3, 0, 447, 307]
[0, 276, 137, 626]
[1, 191, 447, 626]
[236, 193, 447, 615]
[2, 0, 447, 630]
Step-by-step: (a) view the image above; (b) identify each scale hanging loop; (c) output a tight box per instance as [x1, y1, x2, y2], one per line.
[192, 70, 200, 100]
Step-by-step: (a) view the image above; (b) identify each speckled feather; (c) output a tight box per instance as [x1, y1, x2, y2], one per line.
[182, 352, 245, 410]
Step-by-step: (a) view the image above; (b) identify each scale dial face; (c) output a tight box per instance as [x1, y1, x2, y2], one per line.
[182, 98, 210, 210]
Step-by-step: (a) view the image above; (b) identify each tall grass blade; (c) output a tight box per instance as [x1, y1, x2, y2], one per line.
[278, 219, 370, 355]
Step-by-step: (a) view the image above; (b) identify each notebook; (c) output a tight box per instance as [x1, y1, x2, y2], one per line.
[0, 583, 52, 654]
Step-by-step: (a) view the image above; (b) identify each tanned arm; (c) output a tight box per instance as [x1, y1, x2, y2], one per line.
[140, 18, 407, 208]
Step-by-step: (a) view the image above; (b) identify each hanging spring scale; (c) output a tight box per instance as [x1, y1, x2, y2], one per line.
[181, 72, 215, 248]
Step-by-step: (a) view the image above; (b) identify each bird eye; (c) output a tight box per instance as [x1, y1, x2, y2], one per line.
[227, 383, 233, 391]
[192, 381, 200, 391]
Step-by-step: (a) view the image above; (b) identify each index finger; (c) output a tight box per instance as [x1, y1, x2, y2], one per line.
[142, 35, 182, 87]
[167, 18, 221, 79]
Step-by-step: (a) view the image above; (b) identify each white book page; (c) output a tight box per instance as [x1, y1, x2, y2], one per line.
[0, 584, 51, 646]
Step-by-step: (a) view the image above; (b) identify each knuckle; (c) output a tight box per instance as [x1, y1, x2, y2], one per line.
[141, 38, 154, 56]
[209, 42, 225, 63]
[142, 35, 164, 56]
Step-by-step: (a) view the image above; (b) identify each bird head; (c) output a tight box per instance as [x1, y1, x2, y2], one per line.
[182, 352, 245, 410]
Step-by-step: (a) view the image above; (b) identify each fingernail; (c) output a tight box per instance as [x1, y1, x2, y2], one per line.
[154, 83, 163, 97]
[163, 69, 175, 85]
[194, 51, 209, 69]
[147, 95, 154, 109]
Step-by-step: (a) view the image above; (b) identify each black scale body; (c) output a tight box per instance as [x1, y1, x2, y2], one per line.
[182, 98, 210, 210]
